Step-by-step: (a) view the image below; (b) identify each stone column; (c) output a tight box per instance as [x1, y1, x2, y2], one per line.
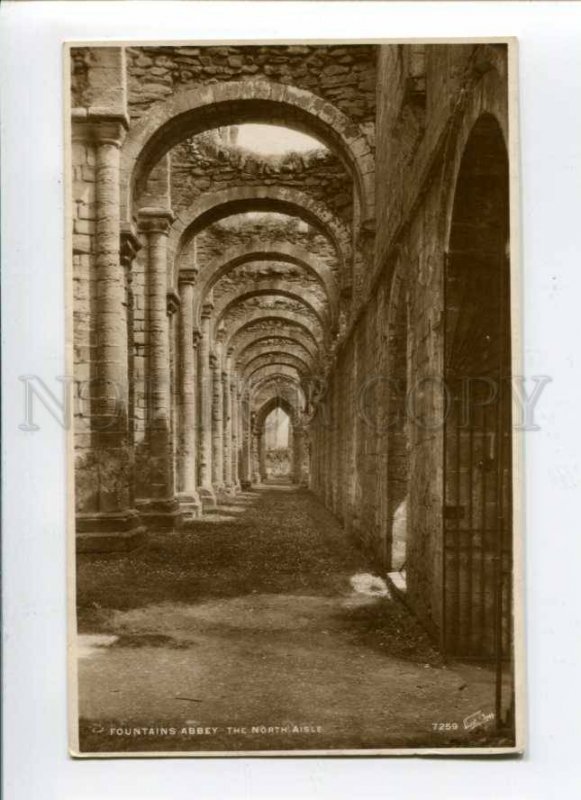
[73, 113, 145, 551]
[223, 351, 234, 493]
[197, 303, 216, 507]
[176, 269, 201, 520]
[211, 340, 225, 496]
[239, 394, 252, 489]
[293, 425, 306, 485]
[251, 414, 261, 484]
[231, 376, 241, 491]
[259, 432, 267, 482]
[120, 223, 141, 502]
[136, 207, 181, 530]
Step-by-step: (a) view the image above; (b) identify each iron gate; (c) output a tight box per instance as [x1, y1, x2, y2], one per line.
[443, 250, 514, 732]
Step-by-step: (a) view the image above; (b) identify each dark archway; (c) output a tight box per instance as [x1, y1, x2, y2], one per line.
[443, 114, 512, 675]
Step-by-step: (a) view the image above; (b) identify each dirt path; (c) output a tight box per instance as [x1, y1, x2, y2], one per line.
[76, 485, 505, 753]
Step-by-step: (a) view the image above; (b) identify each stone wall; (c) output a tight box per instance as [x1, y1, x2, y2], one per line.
[125, 44, 377, 133]
[168, 135, 354, 225]
[310, 43, 510, 638]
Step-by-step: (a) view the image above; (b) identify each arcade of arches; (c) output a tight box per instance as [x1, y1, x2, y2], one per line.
[72, 43, 512, 665]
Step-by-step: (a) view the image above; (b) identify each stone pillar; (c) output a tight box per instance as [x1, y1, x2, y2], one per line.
[176, 269, 201, 520]
[293, 425, 306, 485]
[121, 223, 141, 500]
[223, 350, 234, 493]
[211, 340, 225, 496]
[259, 432, 267, 482]
[198, 303, 216, 507]
[240, 394, 252, 489]
[136, 206, 181, 530]
[251, 414, 261, 484]
[73, 112, 146, 552]
[231, 376, 241, 491]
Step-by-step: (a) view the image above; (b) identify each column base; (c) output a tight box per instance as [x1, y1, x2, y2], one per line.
[240, 479, 252, 491]
[135, 498, 183, 531]
[76, 509, 146, 553]
[213, 483, 229, 502]
[177, 491, 202, 521]
[198, 485, 217, 510]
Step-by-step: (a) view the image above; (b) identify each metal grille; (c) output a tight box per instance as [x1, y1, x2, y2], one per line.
[443, 251, 514, 730]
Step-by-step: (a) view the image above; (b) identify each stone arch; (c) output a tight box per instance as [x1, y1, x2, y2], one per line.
[214, 285, 331, 338]
[238, 337, 315, 367]
[256, 395, 300, 429]
[253, 394, 303, 484]
[225, 311, 324, 356]
[251, 372, 304, 400]
[169, 185, 352, 280]
[193, 243, 340, 328]
[121, 80, 374, 226]
[253, 381, 305, 412]
[246, 354, 310, 382]
[246, 364, 303, 390]
[440, 58, 508, 248]
[233, 329, 319, 368]
[443, 109, 511, 659]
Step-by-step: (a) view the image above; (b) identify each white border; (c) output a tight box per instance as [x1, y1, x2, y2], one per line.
[2, 2, 581, 798]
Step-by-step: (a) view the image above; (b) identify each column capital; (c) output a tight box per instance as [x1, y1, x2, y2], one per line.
[201, 302, 214, 320]
[166, 289, 181, 317]
[209, 352, 219, 369]
[192, 329, 202, 347]
[178, 268, 199, 287]
[71, 109, 129, 147]
[120, 223, 142, 269]
[137, 207, 175, 235]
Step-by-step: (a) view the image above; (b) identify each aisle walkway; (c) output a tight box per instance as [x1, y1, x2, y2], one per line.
[76, 485, 501, 752]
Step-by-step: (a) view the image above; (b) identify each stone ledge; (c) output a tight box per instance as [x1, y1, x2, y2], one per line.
[77, 528, 147, 554]
[135, 498, 184, 531]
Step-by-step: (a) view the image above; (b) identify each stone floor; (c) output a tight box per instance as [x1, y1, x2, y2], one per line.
[75, 484, 506, 753]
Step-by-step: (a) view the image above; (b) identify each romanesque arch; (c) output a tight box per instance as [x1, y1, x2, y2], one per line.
[233, 328, 320, 369]
[213, 285, 332, 338]
[192, 243, 340, 326]
[238, 338, 316, 369]
[243, 352, 311, 380]
[225, 311, 324, 357]
[169, 184, 352, 277]
[121, 80, 375, 225]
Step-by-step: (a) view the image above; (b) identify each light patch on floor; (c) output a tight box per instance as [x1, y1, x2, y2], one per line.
[77, 634, 118, 660]
[349, 572, 390, 597]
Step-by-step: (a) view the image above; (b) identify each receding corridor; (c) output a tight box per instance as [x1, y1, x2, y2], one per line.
[77, 485, 503, 753]
[70, 44, 516, 751]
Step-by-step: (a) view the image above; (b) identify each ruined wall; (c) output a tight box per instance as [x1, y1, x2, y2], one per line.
[311, 43, 510, 638]
[71, 136, 98, 513]
[125, 45, 377, 133]
[170, 136, 354, 225]
[194, 217, 339, 284]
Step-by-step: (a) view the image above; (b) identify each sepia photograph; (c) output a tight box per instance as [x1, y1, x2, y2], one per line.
[67, 39, 523, 756]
